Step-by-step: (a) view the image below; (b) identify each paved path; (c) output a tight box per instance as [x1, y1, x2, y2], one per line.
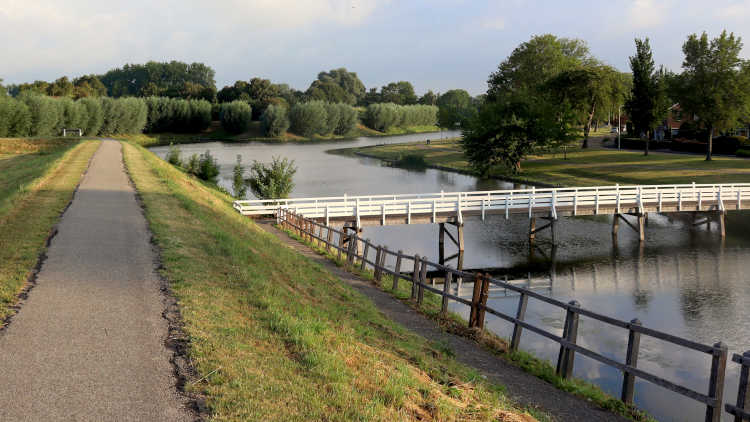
[0, 141, 192, 421]
[260, 221, 631, 422]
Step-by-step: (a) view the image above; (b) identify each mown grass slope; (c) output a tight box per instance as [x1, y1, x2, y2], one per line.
[0, 138, 100, 320]
[344, 138, 750, 186]
[122, 141, 539, 422]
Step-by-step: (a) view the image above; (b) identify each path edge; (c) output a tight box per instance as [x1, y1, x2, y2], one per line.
[119, 141, 208, 421]
[0, 141, 102, 334]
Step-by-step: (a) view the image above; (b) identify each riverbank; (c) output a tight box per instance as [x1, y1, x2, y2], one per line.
[122, 141, 541, 421]
[335, 138, 750, 187]
[117, 122, 441, 147]
[0, 138, 100, 323]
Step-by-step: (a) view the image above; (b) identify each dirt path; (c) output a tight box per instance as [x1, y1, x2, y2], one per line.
[0, 141, 192, 421]
[259, 221, 631, 422]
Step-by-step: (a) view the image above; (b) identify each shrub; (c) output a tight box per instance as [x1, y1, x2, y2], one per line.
[335, 103, 358, 135]
[60, 98, 88, 130]
[736, 148, 750, 158]
[0, 97, 12, 137]
[166, 143, 182, 166]
[185, 154, 200, 174]
[260, 104, 290, 137]
[364, 103, 400, 131]
[8, 100, 31, 137]
[232, 155, 247, 199]
[247, 156, 297, 199]
[289, 101, 327, 137]
[322, 102, 341, 135]
[220, 101, 252, 134]
[185, 150, 219, 183]
[80, 97, 103, 136]
[21, 93, 62, 136]
[401, 104, 438, 126]
[99, 97, 147, 135]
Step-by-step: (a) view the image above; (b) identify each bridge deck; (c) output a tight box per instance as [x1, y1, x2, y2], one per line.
[234, 183, 750, 226]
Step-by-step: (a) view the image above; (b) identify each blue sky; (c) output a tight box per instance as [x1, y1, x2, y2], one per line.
[1, 0, 749, 95]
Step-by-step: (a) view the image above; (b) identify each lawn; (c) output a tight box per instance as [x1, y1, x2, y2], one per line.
[121, 141, 539, 421]
[0, 138, 100, 321]
[339, 138, 750, 187]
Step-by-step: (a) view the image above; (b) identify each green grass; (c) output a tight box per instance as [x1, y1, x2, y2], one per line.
[339, 138, 750, 187]
[121, 141, 541, 421]
[118, 122, 441, 147]
[0, 138, 100, 320]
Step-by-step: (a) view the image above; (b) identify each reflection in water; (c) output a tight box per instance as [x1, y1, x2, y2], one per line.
[151, 133, 750, 422]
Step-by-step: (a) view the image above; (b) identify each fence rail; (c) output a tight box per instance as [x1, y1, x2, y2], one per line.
[726, 351, 750, 421]
[278, 207, 731, 421]
[236, 183, 750, 226]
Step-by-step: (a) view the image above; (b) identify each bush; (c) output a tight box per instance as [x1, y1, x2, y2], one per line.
[184, 150, 219, 183]
[144, 97, 211, 133]
[232, 155, 247, 199]
[99, 97, 147, 135]
[363, 103, 401, 131]
[322, 102, 341, 135]
[220, 101, 252, 134]
[260, 104, 290, 137]
[21, 93, 62, 136]
[289, 101, 327, 137]
[80, 97, 103, 136]
[335, 103, 358, 135]
[8, 100, 31, 137]
[736, 148, 750, 158]
[401, 104, 438, 126]
[247, 156, 297, 199]
[166, 143, 182, 166]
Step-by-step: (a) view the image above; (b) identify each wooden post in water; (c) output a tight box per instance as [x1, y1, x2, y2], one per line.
[612, 214, 620, 237]
[438, 223, 445, 265]
[393, 250, 403, 291]
[706, 342, 728, 422]
[638, 214, 645, 242]
[529, 218, 536, 242]
[621, 318, 642, 404]
[510, 292, 529, 351]
[411, 255, 420, 300]
[556, 300, 580, 379]
[718, 212, 726, 238]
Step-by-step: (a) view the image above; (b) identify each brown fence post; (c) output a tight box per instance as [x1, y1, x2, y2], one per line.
[374, 246, 383, 282]
[346, 236, 356, 268]
[317, 224, 323, 247]
[731, 350, 750, 422]
[556, 300, 580, 379]
[337, 232, 344, 261]
[706, 342, 728, 422]
[359, 239, 370, 271]
[326, 227, 333, 251]
[621, 318, 642, 404]
[510, 292, 529, 352]
[476, 273, 490, 329]
[469, 273, 483, 328]
[379, 246, 388, 279]
[417, 260, 427, 305]
[411, 255, 420, 300]
[392, 250, 403, 291]
[441, 271, 452, 315]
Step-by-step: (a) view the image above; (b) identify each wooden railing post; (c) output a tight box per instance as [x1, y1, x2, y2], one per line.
[510, 292, 529, 352]
[359, 239, 371, 271]
[337, 232, 344, 261]
[730, 350, 750, 422]
[621, 318, 642, 404]
[476, 274, 490, 329]
[326, 227, 333, 251]
[556, 300, 580, 379]
[393, 250, 403, 291]
[374, 246, 383, 282]
[411, 255, 420, 300]
[469, 273, 483, 328]
[706, 342, 728, 422]
[417, 260, 427, 305]
[346, 236, 356, 268]
[441, 271, 452, 315]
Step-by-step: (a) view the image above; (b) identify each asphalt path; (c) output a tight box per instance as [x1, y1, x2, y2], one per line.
[0, 140, 191, 421]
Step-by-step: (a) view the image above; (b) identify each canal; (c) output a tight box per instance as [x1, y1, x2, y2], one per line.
[151, 132, 749, 421]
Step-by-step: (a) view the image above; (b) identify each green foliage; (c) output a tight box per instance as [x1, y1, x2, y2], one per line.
[232, 155, 247, 199]
[363, 103, 437, 131]
[144, 97, 211, 133]
[289, 101, 328, 136]
[674, 30, 750, 160]
[260, 104, 290, 137]
[380, 81, 418, 105]
[165, 143, 182, 166]
[80, 97, 103, 136]
[625, 38, 668, 154]
[100, 61, 216, 100]
[736, 148, 750, 158]
[322, 102, 341, 135]
[437, 89, 475, 128]
[183, 150, 219, 183]
[307, 68, 365, 105]
[220, 101, 252, 134]
[247, 156, 297, 199]
[20, 93, 63, 137]
[99, 97, 148, 135]
[419, 90, 439, 106]
[334, 103, 358, 135]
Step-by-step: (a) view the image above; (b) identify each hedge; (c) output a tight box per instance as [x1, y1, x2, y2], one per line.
[363, 103, 437, 131]
[144, 97, 212, 133]
[260, 104, 290, 137]
[220, 101, 252, 134]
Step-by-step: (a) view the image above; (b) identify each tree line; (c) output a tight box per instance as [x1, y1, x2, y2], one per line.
[464, 30, 750, 174]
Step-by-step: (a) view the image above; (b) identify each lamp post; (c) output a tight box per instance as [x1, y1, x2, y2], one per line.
[618, 105, 622, 150]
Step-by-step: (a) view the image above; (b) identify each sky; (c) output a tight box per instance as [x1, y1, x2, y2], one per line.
[1, 0, 749, 96]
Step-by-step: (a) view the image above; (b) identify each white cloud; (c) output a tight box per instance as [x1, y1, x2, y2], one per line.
[625, 0, 672, 29]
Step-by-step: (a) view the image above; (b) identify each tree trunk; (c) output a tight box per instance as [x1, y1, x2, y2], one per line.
[644, 129, 650, 156]
[706, 126, 713, 161]
[515, 161, 521, 173]
[582, 101, 596, 149]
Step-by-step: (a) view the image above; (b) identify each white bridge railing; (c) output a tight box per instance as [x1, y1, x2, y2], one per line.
[234, 183, 750, 225]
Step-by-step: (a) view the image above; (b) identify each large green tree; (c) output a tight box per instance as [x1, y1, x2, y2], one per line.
[674, 30, 750, 160]
[100, 61, 216, 100]
[625, 38, 667, 156]
[380, 81, 418, 105]
[436, 89, 474, 129]
[306, 68, 365, 105]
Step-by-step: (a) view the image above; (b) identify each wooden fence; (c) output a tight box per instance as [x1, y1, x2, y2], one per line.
[278, 208, 731, 422]
[726, 351, 750, 421]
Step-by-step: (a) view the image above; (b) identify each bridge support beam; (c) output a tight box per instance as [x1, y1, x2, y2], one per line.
[692, 211, 726, 238]
[529, 214, 557, 244]
[438, 222, 464, 270]
[612, 213, 646, 242]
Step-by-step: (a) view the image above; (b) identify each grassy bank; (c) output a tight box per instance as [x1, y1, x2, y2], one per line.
[339, 138, 750, 187]
[118, 122, 441, 147]
[0, 138, 100, 321]
[121, 141, 539, 421]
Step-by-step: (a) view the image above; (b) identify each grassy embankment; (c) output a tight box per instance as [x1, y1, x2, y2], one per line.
[121, 141, 540, 422]
[0, 138, 100, 321]
[118, 121, 440, 147]
[338, 138, 750, 187]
